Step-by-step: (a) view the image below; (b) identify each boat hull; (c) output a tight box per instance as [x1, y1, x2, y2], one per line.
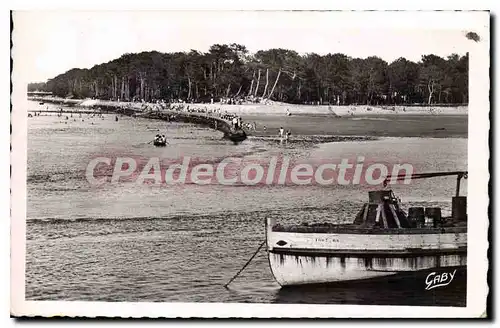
[269, 251, 466, 286]
[223, 130, 247, 143]
[266, 219, 467, 286]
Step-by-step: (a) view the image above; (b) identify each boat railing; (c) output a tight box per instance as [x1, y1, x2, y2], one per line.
[270, 223, 467, 234]
[383, 171, 467, 197]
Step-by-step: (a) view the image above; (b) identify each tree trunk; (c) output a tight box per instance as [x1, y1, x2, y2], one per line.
[248, 70, 255, 95]
[121, 77, 125, 100]
[125, 79, 129, 100]
[254, 69, 261, 97]
[187, 76, 192, 100]
[249, 79, 254, 96]
[427, 80, 434, 105]
[235, 85, 242, 97]
[140, 74, 145, 100]
[226, 83, 231, 97]
[266, 68, 281, 100]
[262, 68, 269, 98]
[114, 75, 118, 100]
[110, 78, 114, 99]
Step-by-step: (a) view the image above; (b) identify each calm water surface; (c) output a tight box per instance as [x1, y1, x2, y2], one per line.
[26, 101, 467, 306]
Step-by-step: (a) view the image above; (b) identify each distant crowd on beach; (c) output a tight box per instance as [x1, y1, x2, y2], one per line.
[135, 101, 260, 132]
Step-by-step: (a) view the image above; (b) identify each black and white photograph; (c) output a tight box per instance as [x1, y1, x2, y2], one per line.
[10, 9, 489, 318]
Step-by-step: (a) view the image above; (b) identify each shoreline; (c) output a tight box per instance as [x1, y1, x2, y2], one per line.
[28, 96, 468, 139]
[29, 96, 468, 117]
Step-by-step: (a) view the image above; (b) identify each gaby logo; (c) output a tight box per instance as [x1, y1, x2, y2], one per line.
[425, 270, 457, 290]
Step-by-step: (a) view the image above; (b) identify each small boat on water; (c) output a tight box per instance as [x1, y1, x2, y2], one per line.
[154, 140, 167, 147]
[153, 134, 168, 147]
[266, 171, 468, 286]
[223, 129, 247, 143]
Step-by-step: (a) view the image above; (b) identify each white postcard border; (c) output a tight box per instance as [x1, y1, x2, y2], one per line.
[10, 9, 490, 318]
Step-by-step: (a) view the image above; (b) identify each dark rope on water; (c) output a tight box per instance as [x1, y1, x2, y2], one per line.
[223, 240, 266, 289]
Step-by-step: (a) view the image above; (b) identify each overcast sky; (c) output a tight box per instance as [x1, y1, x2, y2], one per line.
[13, 11, 476, 82]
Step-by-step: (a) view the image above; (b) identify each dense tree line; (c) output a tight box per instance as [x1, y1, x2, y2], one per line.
[28, 44, 468, 105]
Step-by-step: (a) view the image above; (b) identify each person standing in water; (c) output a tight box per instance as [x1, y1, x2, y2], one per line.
[279, 127, 285, 144]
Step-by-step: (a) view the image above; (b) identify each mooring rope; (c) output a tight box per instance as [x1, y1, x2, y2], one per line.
[223, 240, 266, 288]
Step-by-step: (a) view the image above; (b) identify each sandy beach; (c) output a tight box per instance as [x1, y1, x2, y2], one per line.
[171, 102, 469, 116]
[31, 96, 468, 116]
[29, 96, 468, 139]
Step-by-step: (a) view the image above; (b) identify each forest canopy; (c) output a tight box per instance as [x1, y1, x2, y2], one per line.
[28, 44, 468, 105]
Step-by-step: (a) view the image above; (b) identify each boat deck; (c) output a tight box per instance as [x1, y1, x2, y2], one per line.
[271, 221, 467, 234]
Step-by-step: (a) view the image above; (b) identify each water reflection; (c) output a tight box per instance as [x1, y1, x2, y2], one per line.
[273, 268, 466, 306]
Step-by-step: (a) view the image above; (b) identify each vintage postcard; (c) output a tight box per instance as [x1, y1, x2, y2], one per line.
[10, 10, 489, 318]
